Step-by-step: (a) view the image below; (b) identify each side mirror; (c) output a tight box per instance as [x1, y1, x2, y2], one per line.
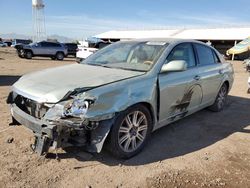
[161, 60, 187, 73]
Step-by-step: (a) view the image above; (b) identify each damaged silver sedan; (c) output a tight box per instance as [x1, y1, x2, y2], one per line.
[7, 39, 234, 159]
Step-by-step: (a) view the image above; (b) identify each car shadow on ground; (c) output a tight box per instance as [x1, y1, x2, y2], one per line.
[51, 95, 250, 166]
[0, 75, 20, 86]
[30, 58, 75, 62]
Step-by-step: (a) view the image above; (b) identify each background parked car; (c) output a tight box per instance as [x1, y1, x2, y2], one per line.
[17, 41, 68, 60]
[11, 39, 32, 47]
[76, 38, 111, 62]
[63, 43, 78, 57]
[0, 41, 8, 47]
[76, 45, 98, 62]
[3, 41, 12, 47]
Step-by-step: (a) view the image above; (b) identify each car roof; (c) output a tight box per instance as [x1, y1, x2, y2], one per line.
[126, 38, 200, 43]
[120, 38, 213, 48]
[64, 43, 77, 44]
[39, 41, 61, 44]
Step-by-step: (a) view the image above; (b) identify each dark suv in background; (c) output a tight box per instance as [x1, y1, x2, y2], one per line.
[17, 41, 68, 60]
[63, 43, 78, 57]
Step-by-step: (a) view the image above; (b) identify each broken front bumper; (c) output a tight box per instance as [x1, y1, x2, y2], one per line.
[11, 104, 56, 155]
[10, 103, 114, 156]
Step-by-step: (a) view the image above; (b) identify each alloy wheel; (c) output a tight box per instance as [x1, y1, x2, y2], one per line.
[118, 111, 148, 152]
[217, 85, 227, 109]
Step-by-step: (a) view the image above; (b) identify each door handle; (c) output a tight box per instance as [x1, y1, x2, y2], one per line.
[219, 69, 223, 74]
[194, 75, 201, 81]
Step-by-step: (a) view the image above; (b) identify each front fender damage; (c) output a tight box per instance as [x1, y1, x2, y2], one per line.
[8, 90, 116, 156]
[8, 74, 157, 156]
[40, 76, 157, 155]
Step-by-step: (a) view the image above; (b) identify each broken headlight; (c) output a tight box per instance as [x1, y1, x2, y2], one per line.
[64, 98, 93, 118]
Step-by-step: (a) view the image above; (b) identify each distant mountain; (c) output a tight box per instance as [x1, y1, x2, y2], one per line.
[0, 33, 32, 40]
[47, 34, 76, 43]
[0, 33, 76, 42]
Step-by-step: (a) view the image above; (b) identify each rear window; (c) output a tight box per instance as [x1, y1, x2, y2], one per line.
[47, 42, 60, 47]
[65, 43, 77, 48]
[40, 42, 50, 47]
[194, 44, 215, 65]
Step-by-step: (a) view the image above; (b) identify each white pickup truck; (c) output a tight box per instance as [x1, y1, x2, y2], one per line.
[76, 41, 98, 62]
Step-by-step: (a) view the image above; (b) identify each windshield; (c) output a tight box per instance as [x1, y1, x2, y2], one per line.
[82, 41, 168, 72]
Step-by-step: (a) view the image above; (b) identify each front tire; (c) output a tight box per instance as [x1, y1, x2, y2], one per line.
[25, 51, 33, 59]
[109, 104, 153, 159]
[209, 83, 228, 112]
[56, 52, 64, 60]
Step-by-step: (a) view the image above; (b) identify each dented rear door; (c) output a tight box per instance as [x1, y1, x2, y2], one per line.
[193, 43, 224, 105]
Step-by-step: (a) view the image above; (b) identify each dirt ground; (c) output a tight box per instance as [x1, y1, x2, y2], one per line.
[0, 47, 249, 188]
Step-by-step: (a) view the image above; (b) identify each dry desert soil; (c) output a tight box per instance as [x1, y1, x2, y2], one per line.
[0, 47, 249, 188]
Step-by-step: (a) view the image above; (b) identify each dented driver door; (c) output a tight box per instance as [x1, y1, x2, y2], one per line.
[157, 43, 203, 127]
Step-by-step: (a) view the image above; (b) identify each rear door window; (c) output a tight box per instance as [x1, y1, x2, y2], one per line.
[213, 51, 221, 63]
[50, 43, 61, 47]
[194, 44, 215, 65]
[40, 42, 51, 47]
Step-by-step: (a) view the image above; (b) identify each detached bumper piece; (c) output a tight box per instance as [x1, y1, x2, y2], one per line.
[31, 135, 52, 155]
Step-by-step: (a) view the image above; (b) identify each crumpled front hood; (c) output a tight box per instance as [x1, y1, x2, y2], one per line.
[13, 64, 144, 103]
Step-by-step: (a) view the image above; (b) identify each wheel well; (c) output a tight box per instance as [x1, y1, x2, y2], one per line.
[223, 81, 230, 92]
[25, 49, 33, 54]
[56, 51, 64, 56]
[103, 102, 155, 151]
[135, 102, 155, 126]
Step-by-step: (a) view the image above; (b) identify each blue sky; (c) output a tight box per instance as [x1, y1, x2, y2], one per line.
[0, 0, 250, 39]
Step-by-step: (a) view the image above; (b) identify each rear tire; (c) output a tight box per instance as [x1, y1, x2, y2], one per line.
[108, 104, 153, 159]
[56, 52, 64, 60]
[25, 51, 32, 59]
[209, 83, 228, 112]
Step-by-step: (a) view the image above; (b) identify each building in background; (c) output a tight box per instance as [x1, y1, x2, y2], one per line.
[94, 27, 250, 60]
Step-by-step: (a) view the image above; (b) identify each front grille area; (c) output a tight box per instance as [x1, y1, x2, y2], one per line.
[14, 94, 49, 119]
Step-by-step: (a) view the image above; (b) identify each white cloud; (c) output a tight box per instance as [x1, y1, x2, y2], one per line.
[9, 13, 249, 39]
[174, 14, 250, 26]
[46, 14, 164, 39]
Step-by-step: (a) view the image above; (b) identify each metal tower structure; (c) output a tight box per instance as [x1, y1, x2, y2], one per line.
[32, 0, 46, 42]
